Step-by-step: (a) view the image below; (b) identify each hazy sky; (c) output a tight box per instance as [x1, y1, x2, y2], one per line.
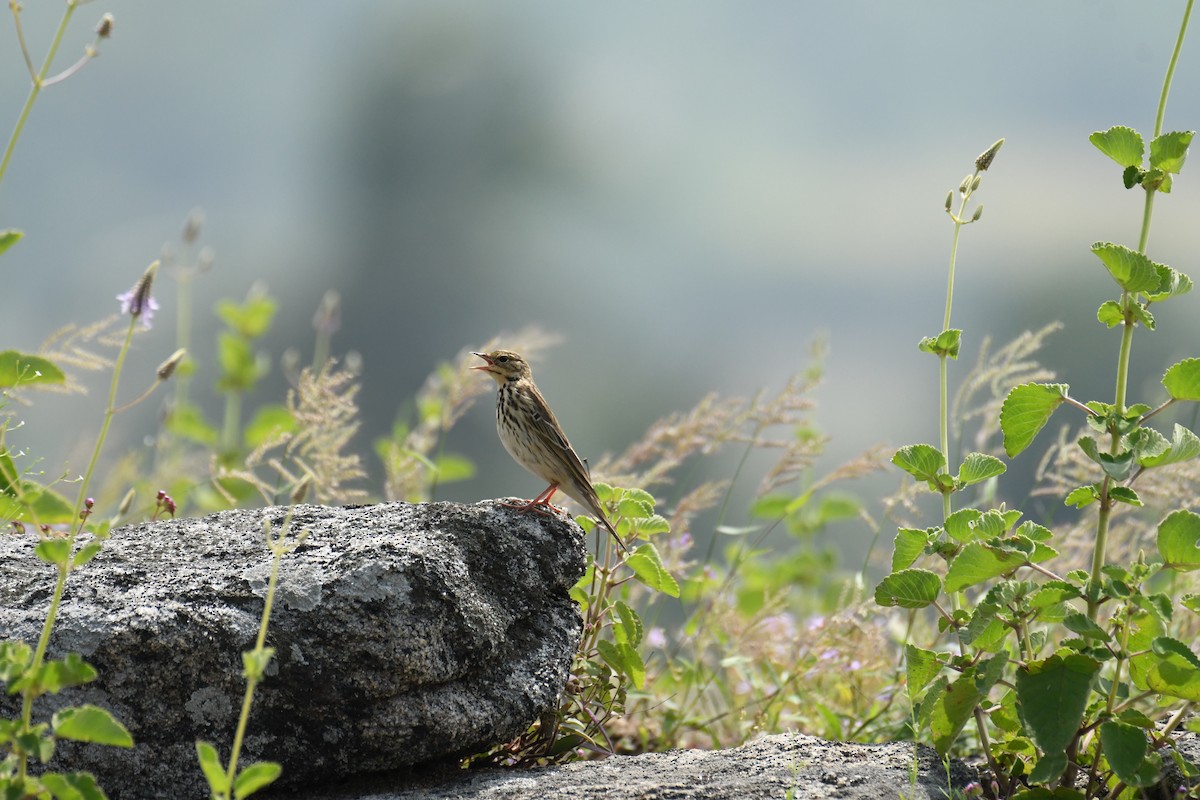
[2, 2, 1198, 545]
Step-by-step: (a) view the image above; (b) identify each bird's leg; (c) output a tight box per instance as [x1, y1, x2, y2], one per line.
[499, 484, 565, 515]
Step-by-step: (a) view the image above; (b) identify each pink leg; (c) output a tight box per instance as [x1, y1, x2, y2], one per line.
[500, 484, 564, 515]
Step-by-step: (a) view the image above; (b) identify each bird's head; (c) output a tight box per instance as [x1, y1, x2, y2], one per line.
[472, 350, 532, 385]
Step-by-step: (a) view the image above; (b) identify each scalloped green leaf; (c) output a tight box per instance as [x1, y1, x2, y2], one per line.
[904, 644, 944, 698]
[957, 452, 1006, 486]
[1091, 242, 1163, 293]
[1142, 636, 1200, 701]
[625, 543, 680, 597]
[1158, 509, 1200, 571]
[1000, 383, 1069, 457]
[0, 350, 66, 389]
[874, 568, 941, 609]
[928, 653, 1008, 757]
[944, 508, 982, 543]
[1097, 300, 1123, 327]
[1163, 358, 1200, 401]
[1146, 264, 1193, 302]
[945, 541, 1027, 593]
[1149, 130, 1194, 173]
[1016, 653, 1101, 756]
[918, 329, 962, 360]
[892, 527, 929, 571]
[1091, 126, 1145, 168]
[891, 444, 946, 483]
[1100, 721, 1159, 788]
[1142, 424, 1200, 468]
[1108, 486, 1143, 507]
[0, 229, 22, 256]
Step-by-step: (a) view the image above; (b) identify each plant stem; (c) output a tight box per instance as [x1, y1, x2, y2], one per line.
[17, 314, 137, 781]
[0, 0, 79, 189]
[1155, 0, 1194, 139]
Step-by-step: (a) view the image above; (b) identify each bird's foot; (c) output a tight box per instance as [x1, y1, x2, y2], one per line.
[499, 497, 566, 516]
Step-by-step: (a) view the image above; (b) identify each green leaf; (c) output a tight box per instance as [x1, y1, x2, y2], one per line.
[241, 647, 275, 681]
[957, 452, 1006, 486]
[891, 444, 945, 484]
[0, 228, 23, 256]
[1000, 383, 1069, 457]
[625, 543, 680, 598]
[918, 329, 961, 359]
[634, 514, 670, 535]
[72, 541, 105, 568]
[1097, 301, 1124, 327]
[38, 772, 107, 800]
[1090, 125, 1144, 168]
[1141, 424, 1200, 468]
[928, 653, 1007, 756]
[217, 333, 259, 391]
[873, 568, 941, 609]
[613, 600, 643, 647]
[196, 740, 228, 793]
[1065, 484, 1100, 508]
[1149, 130, 1194, 173]
[216, 295, 277, 339]
[1141, 637, 1200, 701]
[243, 404, 296, 448]
[1062, 612, 1110, 641]
[1091, 242, 1163, 293]
[432, 453, 475, 483]
[892, 527, 929, 571]
[1015, 653, 1101, 756]
[233, 761, 283, 799]
[166, 404, 219, 446]
[38, 653, 98, 693]
[1077, 436, 1136, 482]
[1108, 486, 1142, 507]
[0, 483, 77, 525]
[36, 538, 72, 568]
[0, 350, 66, 389]
[52, 704, 133, 747]
[1158, 509, 1200, 571]
[1027, 751, 1070, 786]
[1163, 358, 1200, 401]
[944, 508, 982, 543]
[596, 639, 645, 689]
[1146, 264, 1193, 302]
[1129, 301, 1155, 330]
[1100, 721, 1156, 787]
[945, 541, 1027, 593]
[904, 644, 943, 698]
[1182, 593, 1200, 615]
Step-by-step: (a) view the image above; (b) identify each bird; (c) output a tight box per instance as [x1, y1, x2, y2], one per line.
[473, 349, 627, 552]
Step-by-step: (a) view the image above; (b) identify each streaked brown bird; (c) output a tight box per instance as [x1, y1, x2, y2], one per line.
[473, 349, 626, 552]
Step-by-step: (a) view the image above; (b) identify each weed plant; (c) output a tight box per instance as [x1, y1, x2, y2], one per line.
[7, 3, 1200, 800]
[877, 4, 1200, 796]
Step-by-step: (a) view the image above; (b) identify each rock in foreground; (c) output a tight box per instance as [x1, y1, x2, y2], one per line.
[0, 502, 586, 799]
[288, 732, 979, 800]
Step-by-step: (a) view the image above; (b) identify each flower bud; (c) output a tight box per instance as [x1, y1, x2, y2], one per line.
[975, 138, 1004, 171]
[970, 175, 982, 192]
[971, 204, 983, 222]
[96, 13, 114, 39]
[944, 191, 953, 210]
[958, 175, 971, 195]
[182, 208, 205, 244]
[118, 488, 136, 516]
[157, 349, 188, 380]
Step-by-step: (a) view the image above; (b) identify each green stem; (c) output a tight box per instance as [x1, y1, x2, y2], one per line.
[0, 1, 79, 189]
[18, 314, 137, 781]
[222, 391, 242, 455]
[1155, 0, 1194, 139]
[222, 513, 293, 796]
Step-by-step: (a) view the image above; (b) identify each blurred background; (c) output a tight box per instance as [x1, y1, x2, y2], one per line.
[2, 1, 1199, 560]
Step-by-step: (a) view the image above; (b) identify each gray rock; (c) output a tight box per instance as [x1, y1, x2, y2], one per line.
[0, 501, 586, 799]
[284, 733, 980, 799]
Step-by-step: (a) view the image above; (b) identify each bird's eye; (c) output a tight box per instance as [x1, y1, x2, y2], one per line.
[496, 355, 509, 363]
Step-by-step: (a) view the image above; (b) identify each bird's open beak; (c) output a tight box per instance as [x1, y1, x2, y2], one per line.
[471, 352, 493, 371]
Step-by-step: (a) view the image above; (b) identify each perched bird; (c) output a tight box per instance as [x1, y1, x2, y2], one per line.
[473, 350, 626, 552]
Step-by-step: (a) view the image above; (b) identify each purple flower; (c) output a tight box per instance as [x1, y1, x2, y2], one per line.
[117, 289, 158, 329]
[646, 627, 667, 649]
